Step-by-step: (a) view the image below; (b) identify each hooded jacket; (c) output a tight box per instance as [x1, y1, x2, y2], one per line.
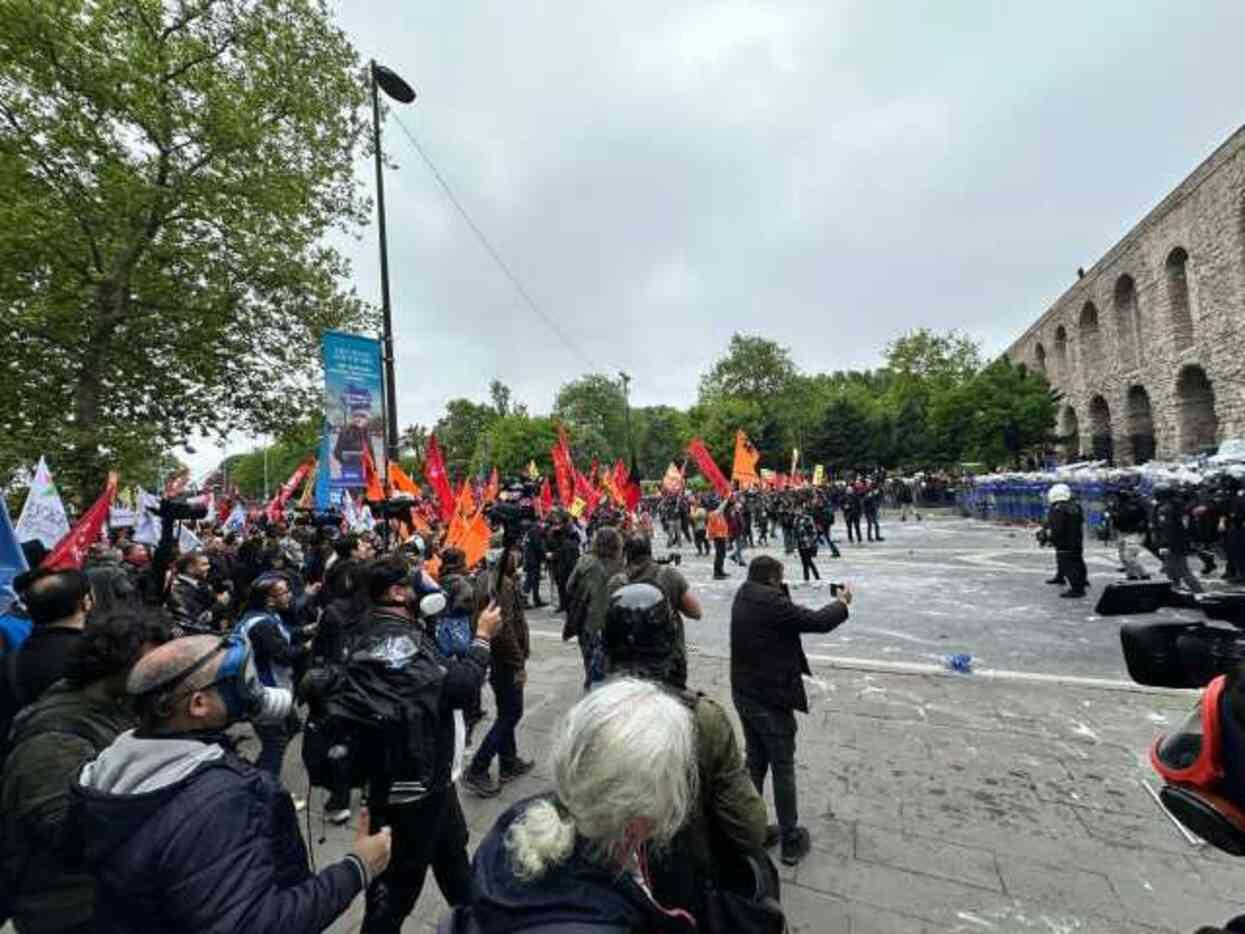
[0, 681, 131, 934]
[446, 795, 694, 934]
[730, 580, 849, 713]
[66, 731, 367, 934]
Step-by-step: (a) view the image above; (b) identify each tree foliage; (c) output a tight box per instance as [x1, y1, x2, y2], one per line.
[0, 0, 376, 498]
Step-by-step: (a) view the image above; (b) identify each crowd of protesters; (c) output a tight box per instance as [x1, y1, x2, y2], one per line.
[0, 466, 877, 933]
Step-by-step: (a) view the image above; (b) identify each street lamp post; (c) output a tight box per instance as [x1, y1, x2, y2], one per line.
[369, 60, 416, 466]
[619, 371, 634, 469]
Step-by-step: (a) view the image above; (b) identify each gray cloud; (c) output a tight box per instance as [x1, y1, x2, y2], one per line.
[198, 1, 1245, 475]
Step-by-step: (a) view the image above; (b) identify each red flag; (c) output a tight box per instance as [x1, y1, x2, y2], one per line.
[423, 434, 456, 523]
[573, 467, 600, 519]
[551, 425, 574, 507]
[624, 455, 642, 512]
[265, 457, 316, 523]
[687, 438, 731, 498]
[538, 478, 553, 516]
[590, 459, 601, 488]
[43, 473, 118, 570]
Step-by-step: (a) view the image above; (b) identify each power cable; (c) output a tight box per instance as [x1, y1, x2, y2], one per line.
[388, 111, 604, 374]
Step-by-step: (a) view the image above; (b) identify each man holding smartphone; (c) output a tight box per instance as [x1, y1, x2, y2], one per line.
[729, 555, 852, 866]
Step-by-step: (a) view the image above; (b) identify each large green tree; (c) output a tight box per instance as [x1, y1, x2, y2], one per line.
[552, 374, 628, 465]
[697, 333, 798, 403]
[0, 0, 375, 497]
[433, 399, 497, 480]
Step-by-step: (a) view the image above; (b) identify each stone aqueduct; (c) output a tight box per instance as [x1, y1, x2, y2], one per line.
[1006, 126, 1245, 465]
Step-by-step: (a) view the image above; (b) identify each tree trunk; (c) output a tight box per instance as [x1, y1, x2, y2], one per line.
[70, 278, 123, 504]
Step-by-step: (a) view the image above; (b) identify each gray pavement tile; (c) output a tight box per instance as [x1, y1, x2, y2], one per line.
[1105, 847, 1245, 932]
[854, 822, 1004, 892]
[995, 853, 1126, 919]
[795, 856, 1018, 926]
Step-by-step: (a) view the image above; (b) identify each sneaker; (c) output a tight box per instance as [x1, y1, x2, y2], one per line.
[763, 823, 780, 849]
[326, 808, 352, 825]
[292, 797, 307, 813]
[499, 758, 536, 784]
[780, 827, 812, 866]
[462, 768, 501, 798]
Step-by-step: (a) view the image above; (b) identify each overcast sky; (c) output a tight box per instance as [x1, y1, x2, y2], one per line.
[191, 1, 1245, 475]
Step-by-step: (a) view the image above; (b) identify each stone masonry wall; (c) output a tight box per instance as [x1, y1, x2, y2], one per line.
[1006, 125, 1245, 463]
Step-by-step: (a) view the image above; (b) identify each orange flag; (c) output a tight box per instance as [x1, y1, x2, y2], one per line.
[459, 512, 491, 568]
[454, 481, 477, 520]
[483, 467, 499, 504]
[731, 430, 760, 488]
[361, 447, 385, 502]
[388, 462, 421, 496]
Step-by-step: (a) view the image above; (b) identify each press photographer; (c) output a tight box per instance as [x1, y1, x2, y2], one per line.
[730, 555, 852, 866]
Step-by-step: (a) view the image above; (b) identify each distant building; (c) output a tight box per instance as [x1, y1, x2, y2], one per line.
[1006, 126, 1245, 464]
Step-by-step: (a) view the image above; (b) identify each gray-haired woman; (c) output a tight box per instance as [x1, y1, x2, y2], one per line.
[440, 677, 698, 933]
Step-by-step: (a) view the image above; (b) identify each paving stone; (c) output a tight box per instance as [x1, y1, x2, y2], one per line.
[854, 822, 1003, 892]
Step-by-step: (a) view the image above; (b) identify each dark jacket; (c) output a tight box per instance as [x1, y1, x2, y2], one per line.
[565, 554, 621, 642]
[524, 525, 547, 573]
[351, 607, 490, 799]
[730, 580, 848, 713]
[0, 624, 83, 741]
[0, 681, 131, 934]
[490, 576, 530, 671]
[67, 732, 367, 933]
[1047, 500, 1085, 555]
[447, 795, 695, 934]
[165, 575, 227, 635]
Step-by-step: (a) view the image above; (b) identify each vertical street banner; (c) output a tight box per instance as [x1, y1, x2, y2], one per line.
[322, 331, 384, 490]
[15, 457, 70, 548]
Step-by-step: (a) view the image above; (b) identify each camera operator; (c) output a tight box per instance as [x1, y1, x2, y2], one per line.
[1152, 483, 1204, 594]
[165, 551, 232, 636]
[1042, 484, 1088, 598]
[349, 557, 503, 932]
[730, 556, 851, 866]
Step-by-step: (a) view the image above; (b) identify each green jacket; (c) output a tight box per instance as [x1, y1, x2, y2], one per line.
[565, 553, 622, 640]
[685, 691, 768, 866]
[0, 680, 132, 934]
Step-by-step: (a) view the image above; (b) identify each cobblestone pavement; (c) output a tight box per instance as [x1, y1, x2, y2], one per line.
[10, 513, 1229, 934]
[300, 638, 1237, 933]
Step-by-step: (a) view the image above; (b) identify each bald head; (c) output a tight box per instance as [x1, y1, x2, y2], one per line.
[128, 635, 225, 733]
[127, 635, 223, 696]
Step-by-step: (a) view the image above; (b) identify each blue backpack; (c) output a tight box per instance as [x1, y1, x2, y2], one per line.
[435, 613, 473, 658]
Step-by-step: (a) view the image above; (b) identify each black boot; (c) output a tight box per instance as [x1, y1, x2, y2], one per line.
[1046, 577, 1066, 586]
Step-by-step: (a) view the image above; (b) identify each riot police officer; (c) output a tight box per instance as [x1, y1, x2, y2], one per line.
[1103, 483, 1150, 581]
[1044, 484, 1088, 598]
[1151, 483, 1203, 594]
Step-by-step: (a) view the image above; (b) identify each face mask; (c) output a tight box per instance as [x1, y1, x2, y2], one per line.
[136, 635, 293, 728]
[210, 636, 293, 725]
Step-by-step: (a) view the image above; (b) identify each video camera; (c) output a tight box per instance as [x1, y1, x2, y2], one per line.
[151, 496, 209, 522]
[484, 479, 539, 547]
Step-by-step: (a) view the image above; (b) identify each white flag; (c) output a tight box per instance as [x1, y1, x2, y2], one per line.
[223, 503, 247, 533]
[178, 525, 203, 553]
[14, 457, 70, 548]
[132, 489, 163, 546]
